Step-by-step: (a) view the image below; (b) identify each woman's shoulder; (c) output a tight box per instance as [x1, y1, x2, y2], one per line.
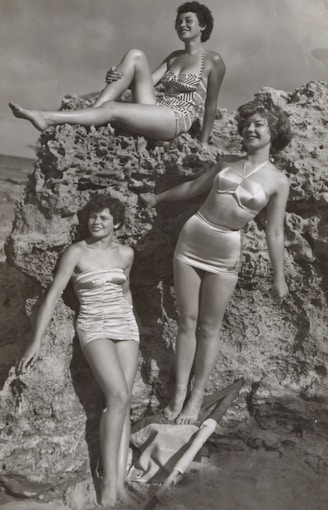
[203, 49, 225, 70]
[117, 244, 134, 265]
[204, 49, 224, 60]
[269, 163, 289, 187]
[265, 160, 288, 178]
[63, 241, 84, 257]
[261, 162, 289, 198]
[58, 242, 84, 269]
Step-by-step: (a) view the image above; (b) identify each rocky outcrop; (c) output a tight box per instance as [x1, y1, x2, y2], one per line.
[0, 81, 327, 507]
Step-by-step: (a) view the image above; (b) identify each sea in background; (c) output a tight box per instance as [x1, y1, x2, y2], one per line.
[0, 154, 34, 260]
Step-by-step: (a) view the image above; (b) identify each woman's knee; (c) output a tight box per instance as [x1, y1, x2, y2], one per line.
[105, 387, 130, 410]
[97, 100, 119, 120]
[197, 320, 221, 342]
[179, 313, 198, 335]
[124, 48, 147, 63]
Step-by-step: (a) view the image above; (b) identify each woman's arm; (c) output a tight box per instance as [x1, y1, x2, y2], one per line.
[121, 246, 143, 333]
[17, 245, 80, 373]
[121, 246, 150, 335]
[265, 173, 290, 303]
[140, 163, 220, 207]
[200, 54, 225, 143]
[152, 50, 183, 85]
[152, 51, 180, 86]
[104, 51, 174, 89]
[151, 59, 169, 86]
[152, 50, 184, 86]
[121, 246, 135, 306]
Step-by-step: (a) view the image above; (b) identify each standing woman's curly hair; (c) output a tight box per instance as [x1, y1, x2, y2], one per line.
[236, 98, 293, 153]
[176, 2, 214, 42]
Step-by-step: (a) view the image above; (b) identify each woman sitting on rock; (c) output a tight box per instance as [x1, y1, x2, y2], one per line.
[141, 98, 292, 425]
[18, 194, 139, 508]
[9, 2, 224, 143]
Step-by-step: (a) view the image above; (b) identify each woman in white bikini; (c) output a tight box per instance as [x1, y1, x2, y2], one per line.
[18, 194, 139, 508]
[9, 2, 225, 143]
[141, 98, 292, 425]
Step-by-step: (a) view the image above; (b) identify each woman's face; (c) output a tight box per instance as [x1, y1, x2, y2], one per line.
[175, 12, 204, 41]
[88, 208, 114, 238]
[242, 113, 272, 152]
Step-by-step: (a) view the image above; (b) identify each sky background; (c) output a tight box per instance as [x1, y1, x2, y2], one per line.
[1, 0, 328, 158]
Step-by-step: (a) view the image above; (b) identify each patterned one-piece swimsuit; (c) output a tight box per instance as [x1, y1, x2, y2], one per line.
[157, 49, 207, 135]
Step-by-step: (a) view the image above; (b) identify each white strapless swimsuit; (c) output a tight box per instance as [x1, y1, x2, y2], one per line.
[72, 268, 139, 348]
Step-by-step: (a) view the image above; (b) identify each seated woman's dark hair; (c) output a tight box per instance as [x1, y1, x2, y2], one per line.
[86, 192, 125, 226]
[236, 98, 292, 153]
[176, 2, 214, 42]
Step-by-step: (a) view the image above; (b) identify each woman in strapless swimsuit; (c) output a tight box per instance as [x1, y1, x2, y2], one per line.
[9, 2, 225, 143]
[17, 193, 139, 508]
[141, 98, 292, 425]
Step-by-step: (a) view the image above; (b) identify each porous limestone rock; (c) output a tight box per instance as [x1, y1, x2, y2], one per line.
[0, 81, 327, 507]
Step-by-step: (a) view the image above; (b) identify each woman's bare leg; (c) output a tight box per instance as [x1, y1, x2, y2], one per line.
[8, 100, 177, 139]
[164, 260, 202, 420]
[94, 48, 156, 107]
[9, 48, 175, 136]
[83, 338, 131, 508]
[114, 340, 139, 500]
[176, 272, 238, 425]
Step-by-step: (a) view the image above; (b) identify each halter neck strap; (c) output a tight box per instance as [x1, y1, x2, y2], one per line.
[198, 48, 205, 78]
[243, 160, 268, 178]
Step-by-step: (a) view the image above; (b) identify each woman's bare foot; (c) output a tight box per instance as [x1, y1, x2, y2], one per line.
[9, 102, 50, 131]
[100, 479, 117, 508]
[163, 385, 188, 421]
[175, 390, 204, 425]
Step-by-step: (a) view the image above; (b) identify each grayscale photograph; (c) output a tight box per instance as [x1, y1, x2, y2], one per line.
[0, 1, 327, 509]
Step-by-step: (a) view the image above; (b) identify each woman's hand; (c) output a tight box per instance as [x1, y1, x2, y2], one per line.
[17, 340, 42, 374]
[140, 193, 157, 208]
[105, 66, 123, 83]
[271, 277, 288, 305]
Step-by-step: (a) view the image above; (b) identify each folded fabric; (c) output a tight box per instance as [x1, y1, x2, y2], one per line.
[128, 414, 199, 483]
[128, 380, 244, 483]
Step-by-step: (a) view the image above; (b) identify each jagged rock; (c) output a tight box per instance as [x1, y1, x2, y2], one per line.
[0, 81, 327, 507]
